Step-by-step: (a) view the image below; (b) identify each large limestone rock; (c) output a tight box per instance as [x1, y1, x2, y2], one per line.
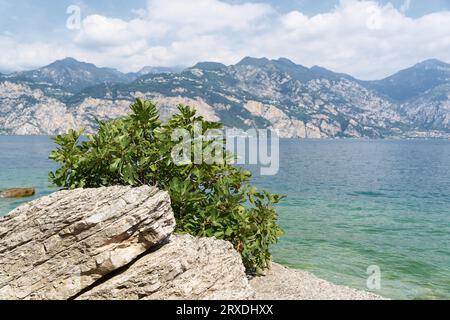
[77, 234, 254, 300]
[0, 186, 175, 300]
[0, 185, 254, 300]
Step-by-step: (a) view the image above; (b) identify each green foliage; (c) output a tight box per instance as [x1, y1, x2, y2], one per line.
[49, 99, 284, 273]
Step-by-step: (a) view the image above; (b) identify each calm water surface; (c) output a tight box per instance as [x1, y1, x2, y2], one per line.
[1, 136, 449, 299]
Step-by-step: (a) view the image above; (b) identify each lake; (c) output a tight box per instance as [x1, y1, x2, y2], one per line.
[1, 136, 449, 299]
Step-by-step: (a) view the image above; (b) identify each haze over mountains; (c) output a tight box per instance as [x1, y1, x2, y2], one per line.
[1, 57, 449, 138]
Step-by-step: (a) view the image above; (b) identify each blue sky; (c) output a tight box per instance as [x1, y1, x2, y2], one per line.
[1, 0, 450, 79]
[234, 0, 450, 16]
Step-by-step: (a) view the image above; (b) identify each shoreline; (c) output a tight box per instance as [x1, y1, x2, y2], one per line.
[250, 263, 386, 300]
[1, 134, 450, 140]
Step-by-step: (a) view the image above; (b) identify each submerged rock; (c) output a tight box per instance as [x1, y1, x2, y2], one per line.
[0, 188, 35, 198]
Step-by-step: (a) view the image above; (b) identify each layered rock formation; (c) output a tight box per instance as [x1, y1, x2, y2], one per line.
[77, 234, 252, 300]
[0, 186, 253, 300]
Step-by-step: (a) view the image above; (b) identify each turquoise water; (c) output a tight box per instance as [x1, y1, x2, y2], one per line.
[0, 136, 59, 214]
[1, 136, 449, 299]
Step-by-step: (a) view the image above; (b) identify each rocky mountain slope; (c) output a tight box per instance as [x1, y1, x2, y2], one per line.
[1, 57, 449, 138]
[363, 59, 450, 102]
[134, 65, 184, 77]
[3, 58, 133, 93]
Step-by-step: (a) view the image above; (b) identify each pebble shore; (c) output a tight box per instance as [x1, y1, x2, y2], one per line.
[249, 263, 386, 300]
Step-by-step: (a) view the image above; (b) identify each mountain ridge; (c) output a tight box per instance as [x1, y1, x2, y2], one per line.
[363, 58, 450, 102]
[7, 57, 132, 93]
[1, 57, 449, 138]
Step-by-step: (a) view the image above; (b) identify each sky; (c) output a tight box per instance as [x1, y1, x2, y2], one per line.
[0, 0, 450, 79]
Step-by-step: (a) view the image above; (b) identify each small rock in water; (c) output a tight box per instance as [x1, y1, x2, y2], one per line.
[0, 188, 35, 198]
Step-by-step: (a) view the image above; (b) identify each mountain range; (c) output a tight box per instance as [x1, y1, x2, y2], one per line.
[1, 57, 449, 138]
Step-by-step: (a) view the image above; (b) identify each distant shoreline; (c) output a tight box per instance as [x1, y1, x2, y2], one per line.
[1, 134, 450, 140]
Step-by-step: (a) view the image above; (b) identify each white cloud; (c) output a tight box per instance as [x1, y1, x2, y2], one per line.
[64, 0, 273, 71]
[0, 35, 68, 72]
[145, 0, 273, 34]
[74, 14, 168, 47]
[1, 0, 450, 80]
[253, 0, 450, 79]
